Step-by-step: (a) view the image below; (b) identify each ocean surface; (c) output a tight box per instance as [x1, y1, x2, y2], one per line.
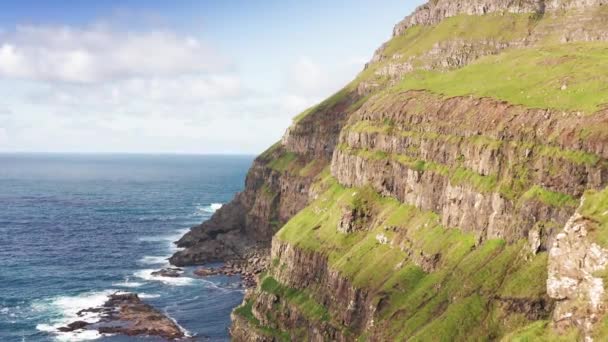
[0, 153, 254, 342]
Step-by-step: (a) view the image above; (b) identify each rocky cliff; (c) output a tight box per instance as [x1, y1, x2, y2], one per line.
[173, 0, 608, 340]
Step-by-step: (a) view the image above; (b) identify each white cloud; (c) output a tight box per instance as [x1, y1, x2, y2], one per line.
[0, 23, 365, 154]
[29, 75, 242, 111]
[0, 25, 225, 83]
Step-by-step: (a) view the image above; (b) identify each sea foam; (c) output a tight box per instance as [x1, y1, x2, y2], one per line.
[134, 269, 194, 286]
[34, 290, 120, 341]
[194, 203, 223, 216]
[138, 255, 169, 265]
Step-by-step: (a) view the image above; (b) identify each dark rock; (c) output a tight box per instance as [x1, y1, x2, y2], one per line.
[58, 321, 88, 332]
[151, 267, 182, 278]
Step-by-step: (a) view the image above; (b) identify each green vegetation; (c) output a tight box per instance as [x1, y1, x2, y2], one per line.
[349, 120, 602, 167]
[580, 186, 608, 248]
[502, 320, 581, 341]
[382, 14, 532, 59]
[394, 43, 608, 113]
[260, 276, 330, 322]
[538, 145, 600, 166]
[593, 313, 608, 339]
[341, 144, 577, 208]
[298, 159, 323, 177]
[521, 185, 578, 208]
[233, 300, 291, 341]
[234, 300, 258, 324]
[273, 179, 550, 340]
[268, 151, 298, 172]
[451, 167, 498, 193]
[500, 252, 549, 298]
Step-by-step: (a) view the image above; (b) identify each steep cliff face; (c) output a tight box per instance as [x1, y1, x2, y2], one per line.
[170, 87, 359, 266]
[171, 0, 608, 340]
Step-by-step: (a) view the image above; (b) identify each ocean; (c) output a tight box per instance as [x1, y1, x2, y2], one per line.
[0, 153, 254, 341]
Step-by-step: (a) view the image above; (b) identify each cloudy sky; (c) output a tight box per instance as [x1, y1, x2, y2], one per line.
[0, 0, 422, 154]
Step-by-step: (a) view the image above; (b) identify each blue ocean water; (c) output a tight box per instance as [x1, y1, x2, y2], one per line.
[0, 153, 254, 342]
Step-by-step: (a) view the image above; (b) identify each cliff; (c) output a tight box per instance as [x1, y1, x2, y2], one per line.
[172, 0, 608, 340]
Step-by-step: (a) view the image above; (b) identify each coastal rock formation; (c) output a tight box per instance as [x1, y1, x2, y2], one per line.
[59, 293, 185, 340]
[170, 0, 608, 340]
[194, 251, 268, 287]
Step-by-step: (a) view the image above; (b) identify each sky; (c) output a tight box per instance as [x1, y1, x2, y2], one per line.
[0, 0, 424, 154]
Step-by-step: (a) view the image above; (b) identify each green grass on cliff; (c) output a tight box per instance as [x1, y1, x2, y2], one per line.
[394, 42, 608, 113]
[233, 299, 291, 341]
[580, 186, 608, 248]
[521, 185, 578, 208]
[260, 276, 330, 322]
[348, 120, 602, 167]
[274, 179, 551, 340]
[380, 13, 532, 60]
[339, 144, 578, 209]
[267, 151, 298, 172]
[501, 320, 581, 341]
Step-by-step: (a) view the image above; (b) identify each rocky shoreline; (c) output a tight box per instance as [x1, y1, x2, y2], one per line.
[58, 292, 185, 340]
[193, 252, 267, 288]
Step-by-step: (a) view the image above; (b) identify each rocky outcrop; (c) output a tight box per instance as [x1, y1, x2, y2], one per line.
[548, 201, 608, 339]
[170, 147, 318, 266]
[337, 205, 370, 233]
[392, 0, 608, 36]
[151, 267, 182, 278]
[59, 293, 184, 340]
[331, 91, 608, 246]
[194, 250, 268, 287]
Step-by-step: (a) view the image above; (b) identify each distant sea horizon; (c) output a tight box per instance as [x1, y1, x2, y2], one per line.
[0, 153, 254, 341]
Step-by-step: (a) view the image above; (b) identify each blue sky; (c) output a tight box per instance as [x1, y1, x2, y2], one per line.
[0, 0, 423, 154]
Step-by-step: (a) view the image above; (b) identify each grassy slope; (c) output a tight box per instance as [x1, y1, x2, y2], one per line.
[357, 8, 608, 114]
[394, 43, 608, 113]
[271, 177, 550, 340]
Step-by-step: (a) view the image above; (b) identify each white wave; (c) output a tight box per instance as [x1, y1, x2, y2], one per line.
[133, 269, 194, 286]
[112, 276, 144, 288]
[138, 293, 161, 299]
[138, 228, 189, 246]
[138, 255, 169, 265]
[36, 326, 102, 342]
[137, 215, 179, 222]
[34, 290, 121, 341]
[208, 203, 223, 212]
[164, 310, 192, 338]
[193, 202, 223, 216]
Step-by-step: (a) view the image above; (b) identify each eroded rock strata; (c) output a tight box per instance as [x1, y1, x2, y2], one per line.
[172, 0, 608, 340]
